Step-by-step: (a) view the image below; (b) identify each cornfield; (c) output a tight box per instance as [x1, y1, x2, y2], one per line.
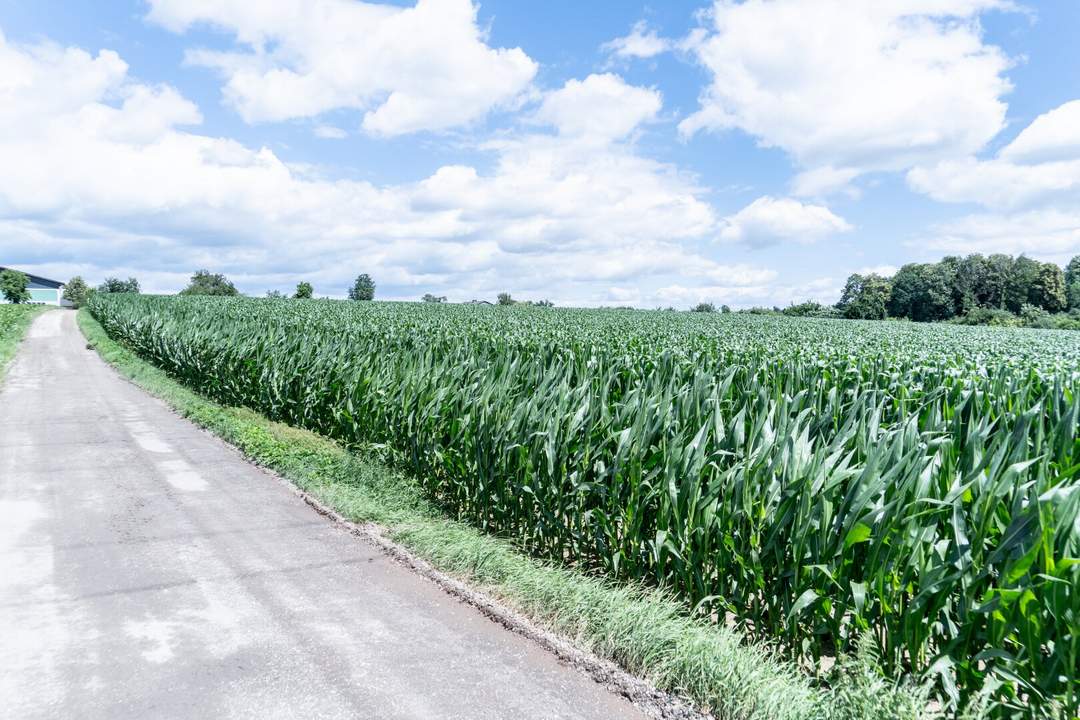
[88, 295, 1079, 717]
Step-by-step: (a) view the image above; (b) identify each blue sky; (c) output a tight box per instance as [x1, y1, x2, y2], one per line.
[1, 0, 1078, 306]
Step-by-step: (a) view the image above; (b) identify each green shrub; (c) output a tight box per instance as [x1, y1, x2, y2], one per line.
[952, 307, 1019, 327]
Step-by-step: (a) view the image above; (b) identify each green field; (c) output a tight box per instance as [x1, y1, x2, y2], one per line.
[88, 294, 1079, 717]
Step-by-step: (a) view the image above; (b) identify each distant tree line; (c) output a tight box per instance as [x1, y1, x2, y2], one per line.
[732, 254, 1077, 330]
[495, 292, 554, 307]
[63, 275, 141, 307]
[45, 255, 1080, 331]
[58, 271, 379, 301]
[99, 277, 141, 294]
[837, 255, 1071, 320]
[687, 303, 733, 313]
[48, 268, 562, 308]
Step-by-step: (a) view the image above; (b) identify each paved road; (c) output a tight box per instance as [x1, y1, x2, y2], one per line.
[0, 311, 645, 720]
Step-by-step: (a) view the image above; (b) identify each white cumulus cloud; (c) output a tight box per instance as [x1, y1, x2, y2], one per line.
[922, 209, 1080, 264]
[531, 73, 662, 142]
[1000, 100, 1080, 164]
[145, 0, 538, 136]
[908, 155, 1080, 210]
[314, 125, 347, 140]
[680, 0, 1013, 194]
[908, 98, 1080, 261]
[602, 21, 671, 60]
[908, 99, 1080, 209]
[720, 196, 852, 247]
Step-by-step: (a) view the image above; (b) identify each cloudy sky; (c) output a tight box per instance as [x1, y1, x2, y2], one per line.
[1, 0, 1078, 306]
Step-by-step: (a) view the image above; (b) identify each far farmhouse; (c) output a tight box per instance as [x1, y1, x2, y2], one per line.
[0, 267, 70, 306]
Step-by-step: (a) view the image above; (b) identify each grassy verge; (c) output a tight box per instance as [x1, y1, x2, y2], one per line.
[78, 308, 928, 720]
[0, 305, 48, 379]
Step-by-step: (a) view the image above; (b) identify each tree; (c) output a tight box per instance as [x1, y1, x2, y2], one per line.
[1065, 255, 1080, 310]
[1068, 282, 1080, 312]
[838, 273, 891, 320]
[63, 276, 91, 308]
[982, 254, 1014, 310]
[1004, 255, 1040, 314]
[888, 264, 953, 322]
[691, 302, 716, 313]
[265, 290, 284, 299]
[1066, 255, 1080, 287]
[422, 293, 447, 303]
[0, 269, 31, 303]
[1032, 262, 1067, 312]
[180, 270, 239, 296]
[937, 255, 964, 317]
[98, 277, 140, 294]
[348, 274, 375, 301]
[925, 264, 958, 321]
[497, 292, 515, 306]
[294, 282, 313, 299]
[953, 255, 986, 314]
[887, 266, 919, 319]
[958, 253, 1016, 311]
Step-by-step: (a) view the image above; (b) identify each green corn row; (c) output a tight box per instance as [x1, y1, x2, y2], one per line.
[89, 294, 1079, 717]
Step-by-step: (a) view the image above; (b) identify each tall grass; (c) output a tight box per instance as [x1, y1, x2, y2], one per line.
[89, 295, 1080, 717]
[0, 304, 46, 377]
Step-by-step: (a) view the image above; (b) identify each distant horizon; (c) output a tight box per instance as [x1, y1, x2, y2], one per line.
[11, 246, 1080, 315]
[1, 1, 1078, 309]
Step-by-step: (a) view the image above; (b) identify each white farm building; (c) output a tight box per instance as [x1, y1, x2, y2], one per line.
[0, 267, 68, 306]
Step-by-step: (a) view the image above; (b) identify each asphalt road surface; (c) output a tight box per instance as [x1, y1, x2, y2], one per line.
[0, 310, 646, 720]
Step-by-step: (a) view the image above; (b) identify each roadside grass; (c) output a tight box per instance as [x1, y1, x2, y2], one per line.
[0, 305, 48, 380]
[78, 308, 929, 720]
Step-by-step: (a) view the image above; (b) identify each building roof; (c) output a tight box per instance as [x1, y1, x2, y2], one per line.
[0, 267, 64, 289]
